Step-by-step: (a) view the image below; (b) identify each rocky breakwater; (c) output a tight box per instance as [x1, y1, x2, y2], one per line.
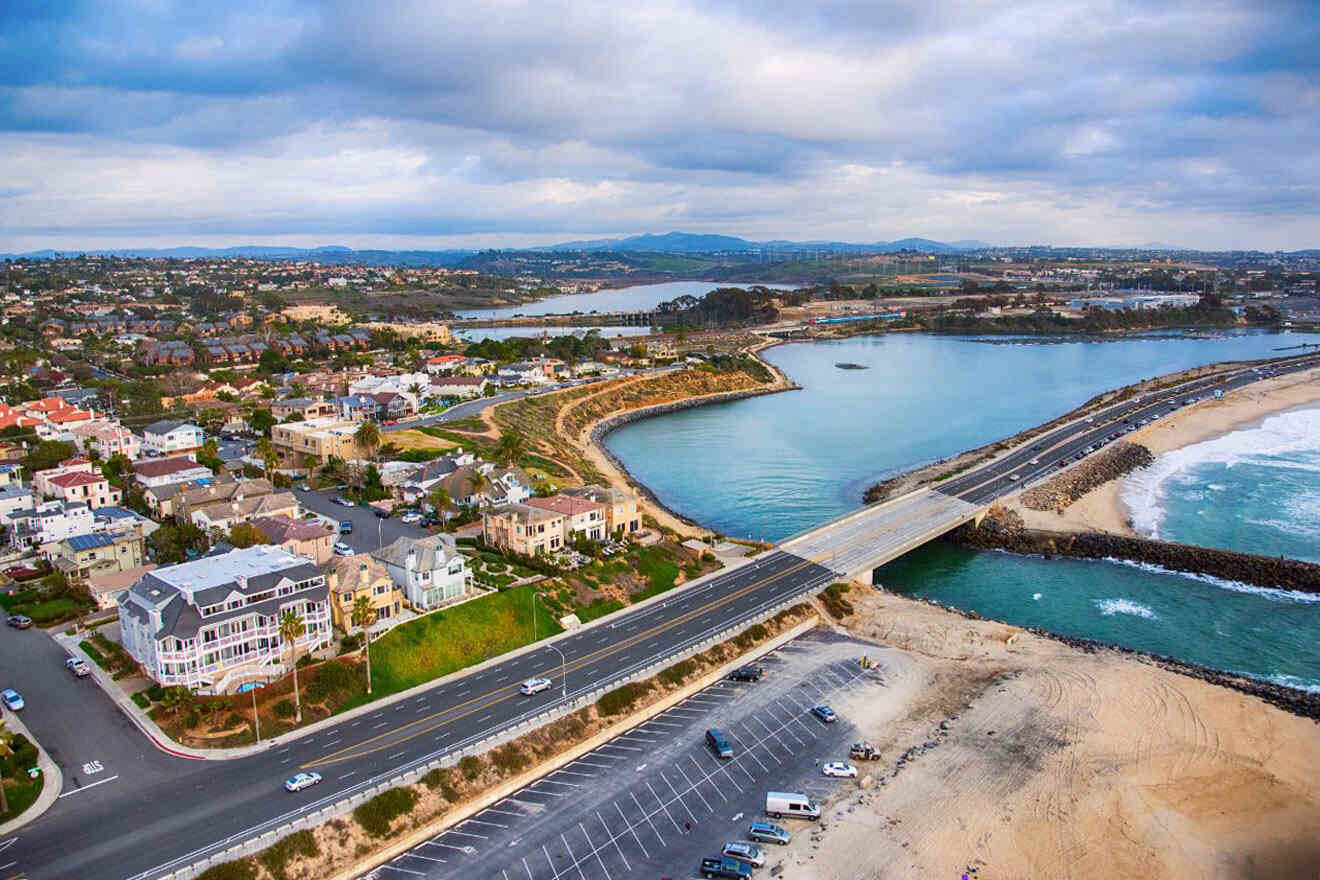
[954, 506, 1320, 595]
[1020, 441, 1154, 513]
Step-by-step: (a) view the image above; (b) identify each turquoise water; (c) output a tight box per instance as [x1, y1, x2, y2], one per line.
[455, 325, 650, 342]
[877, 545, 1320, 691]
[604, 329, 1320, 688]
[1121, 405, 1320, 563]
[458, 281, 796, 318]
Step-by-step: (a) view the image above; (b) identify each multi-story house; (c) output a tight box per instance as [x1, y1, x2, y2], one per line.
[33, 458, 122, 508]
[371, 535, 473, 610]
[325, 553, 402, 632]
[251, 514, 335, 566]
[117, 545, 332, 694]
[525, 494, 608, 542]
[7, 501, 95, 550]
[69, 421, 142, 460]
[51, 531, 146, 584]
[561, 485, 642, 537]
[271, 397, 337, 421]
[190, 491, 300, 536]
[270, 419, 368, 467]
[429, 376, 490, 399]
[481, 503, 568, 556]
[133, 455, 214, 489]
[141, 420, 206, 456]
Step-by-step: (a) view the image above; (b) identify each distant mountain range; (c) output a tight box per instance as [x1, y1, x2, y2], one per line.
[539, 231, 995, 254]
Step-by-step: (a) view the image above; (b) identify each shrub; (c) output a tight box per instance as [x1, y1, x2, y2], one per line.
[734, 623, 767, 650]
[597, 681, 650, 717]
[146, 684, 166, 701]
[258, 829, 319, 880]
[273, 699, 295, 719]
[422, 767, 459, 801]
[305, 659, 358, 703]
[459, 755, 483, 781]
[195, 859, 257, 880]
[131, 691, 150, 710]
[658, 659, 695, 687]
[491, 742, 529, 775]
[820, 583, 855, 619]
[353, 786, 419, 838]
[226, 712, 245, 728]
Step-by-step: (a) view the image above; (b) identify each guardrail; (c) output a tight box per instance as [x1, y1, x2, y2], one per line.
[136, 567, 838, 880]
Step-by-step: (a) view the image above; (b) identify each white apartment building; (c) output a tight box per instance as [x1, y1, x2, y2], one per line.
[141, 420, 206, 456]
[118, 545, 332, 695]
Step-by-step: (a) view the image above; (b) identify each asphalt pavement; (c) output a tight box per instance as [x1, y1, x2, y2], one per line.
[295, 487, 430, 554]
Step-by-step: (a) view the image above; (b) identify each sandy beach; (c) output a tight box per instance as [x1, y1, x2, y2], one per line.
[1008, 364, 1320, 535]
[784, 588, 1320, 880]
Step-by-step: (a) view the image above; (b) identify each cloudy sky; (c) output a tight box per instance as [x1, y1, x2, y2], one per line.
[1, 0, 1317, 252]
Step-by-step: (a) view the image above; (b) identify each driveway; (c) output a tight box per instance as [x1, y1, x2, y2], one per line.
[295, 487, 431, 554]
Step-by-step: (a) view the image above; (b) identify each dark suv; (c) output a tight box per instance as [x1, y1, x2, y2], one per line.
[728, 664, 763, 682]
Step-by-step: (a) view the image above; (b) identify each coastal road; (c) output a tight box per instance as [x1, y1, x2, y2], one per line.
[4, 352, 1316, 879]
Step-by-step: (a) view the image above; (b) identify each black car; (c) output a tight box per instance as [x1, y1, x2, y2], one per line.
[728, 664, 763, 682]
[6, 614, 32, 629]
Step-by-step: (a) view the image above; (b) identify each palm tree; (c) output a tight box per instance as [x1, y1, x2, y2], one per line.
[495, 429, 525, 466]
[355, 421, 382, 462]
[429, 487, 452, 523]
[278, 610, 306, 723]
[254, 437, 278, 480]
[350, 595, 377, 695]
[468, 469, 487, 507]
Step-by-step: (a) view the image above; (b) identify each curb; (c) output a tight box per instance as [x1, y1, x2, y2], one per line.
[0, 705, 63, 834]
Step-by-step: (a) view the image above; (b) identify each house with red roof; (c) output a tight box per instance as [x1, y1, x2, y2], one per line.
[33, 458, 121, 508]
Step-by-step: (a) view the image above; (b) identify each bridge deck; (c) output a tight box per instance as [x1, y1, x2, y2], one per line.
[781, 488, 984, 577]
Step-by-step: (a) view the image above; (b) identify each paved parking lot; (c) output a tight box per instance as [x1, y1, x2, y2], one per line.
[295, 487, 430, 554]
[363, 630, 884, 880]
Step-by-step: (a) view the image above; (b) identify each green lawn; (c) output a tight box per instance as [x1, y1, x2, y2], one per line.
[0, 774, 43, 824]
[628, 547, 681, 602]
[79, 639, 108, 668]
[351, 585, 563, 706]
[16, 597, 89, 624]
[574, 598, 624, 623]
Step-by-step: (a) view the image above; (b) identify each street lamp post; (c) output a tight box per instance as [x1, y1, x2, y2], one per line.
[547, 643, 567, 698]
[250, 682, 261, 744]
[377, 515, 384, 550]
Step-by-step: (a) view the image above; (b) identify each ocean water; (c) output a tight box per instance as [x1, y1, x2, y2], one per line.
[877, 545, 1320, 691]
[603, 329, 1320, 688]
[455, 325, 650, 342]
[1121, 406, 1320, 563]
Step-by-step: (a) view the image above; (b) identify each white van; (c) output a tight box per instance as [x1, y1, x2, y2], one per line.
[765, 791, 820, 820]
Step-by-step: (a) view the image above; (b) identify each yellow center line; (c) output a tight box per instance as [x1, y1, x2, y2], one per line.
[301, 515, 914, 769]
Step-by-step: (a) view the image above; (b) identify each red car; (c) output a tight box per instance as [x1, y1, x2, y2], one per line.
[1057, 460, 1068, 468]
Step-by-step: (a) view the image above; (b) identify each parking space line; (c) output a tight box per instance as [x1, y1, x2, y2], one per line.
[579, 822, 615, 877]
[444, 829, 488, 839]
[610, 805, 649, 859]
[675, 761, 717, 808]
[535, 778, 579, 788]
[464, 818, 509, 828]
[661, 772, 700, 824]
[426, 841, 471, 852]
[561, 833, 587, 880]
[753, 714, 802, 750]
[629, 793, 666, 845]
[523, 856, 535, 880]
[639, 720, 679, 728]
[402, 853, 446, 863]
[736, 724, 773, 771]
[542, 844, 561, 880]
[380, 863, 424, 875]
[695, 753, 740, 793]
[484, 806, 523, 816]
[748, 720, 792, 761]
[526, 787, 563, 797]
[570, 759, 613, 769]
[644, 783, 683, 834]
[596, 743, 642, 752]
[552, 769, 594, 779]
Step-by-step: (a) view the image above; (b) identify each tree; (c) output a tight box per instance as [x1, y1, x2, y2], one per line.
[350, 595, 377, 695]
[22, 440, 75, 476]
[469, 469, 487, 507]
[428, 487, 452, 523]
[278, 610, 306, 724]
[228, 522, 270, 548]
[248, 408, 276, 437]
[354, 421, 382, 462]
[254, 438, 279, 480]
[494, 429, 525, 466]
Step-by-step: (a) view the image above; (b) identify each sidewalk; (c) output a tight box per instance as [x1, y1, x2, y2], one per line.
[0, 705, 62, 834]
[57, 550, 767, 761]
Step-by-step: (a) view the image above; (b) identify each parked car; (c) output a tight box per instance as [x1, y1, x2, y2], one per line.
[519, 677, 552, 695]
[822, 761, 858, 778]
[700, 856, 753, 879]
[728, 664, 763, 682]
[2, 688, 25, 711]
[721, 841, 765, 867]
[333, 542, 354, 556]
[284, 771, 322, 792]
[6, 614, 32, 629]
[849, 741, 881, 761]
[65, 657, 90, 677]
[400, 512, 422, 524]
[809, 704, 837, 723]
[339, 520, 353, 534]
[746, 821, 791, 846]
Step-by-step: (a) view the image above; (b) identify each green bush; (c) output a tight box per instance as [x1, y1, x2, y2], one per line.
[734, 623, 767, 650]
[305, 659, 359, 703]
[353, 786, 419, 838]
[490, 742, 529, 775]
[597, 681, 650, 717]
[258, 829, 319, 880]
[146, 683, 166, 701]
[820, 583, 855, 619]
[131, 691, 150, 710]
[422, 767, 459, 801]
[459, 755, 483, 781]
[658, 659, 695, 687]
[273, 699, 295, 719]
[195, 859, 257, 880]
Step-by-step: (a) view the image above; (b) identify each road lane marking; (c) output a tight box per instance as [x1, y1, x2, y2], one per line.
[57, 774, 119, 798]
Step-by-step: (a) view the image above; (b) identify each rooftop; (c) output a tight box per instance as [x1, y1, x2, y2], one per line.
[147, 544, 317, 600]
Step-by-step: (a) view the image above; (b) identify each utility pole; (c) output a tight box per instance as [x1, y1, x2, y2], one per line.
[251, 682, 261, 744]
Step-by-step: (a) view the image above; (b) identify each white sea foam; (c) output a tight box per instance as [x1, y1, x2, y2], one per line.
[1120, 405, 1320, 538]
[1094, 598, 1158, 619]
[1206, 483, 1226, 492]
[1103, 557, 1320, 604]
[1262, 673, 1320, 694]
[1032, 592, 1042, 601]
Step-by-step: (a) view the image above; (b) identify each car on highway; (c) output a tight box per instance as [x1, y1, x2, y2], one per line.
[284, 771, 322, 792]
[1008, 474, 1020, 481]
[810, 704, 837, 723]
[65, 657, 90, 677]
[1057, 460, 1068, 468]
[746, 821, 791, 846]
[400, 511, 422, 524]
[333, 542, 354, 557]
[2, 688, 25, 711]
[721, 841, 766, 867]
[6, 614, 32, 629]
[1028, 457, 1040, 465]
[519, 677, 552, 695]
[339, 520, 353, 534]
[822, 761, 858, 778]
[335, 496, 356, 508]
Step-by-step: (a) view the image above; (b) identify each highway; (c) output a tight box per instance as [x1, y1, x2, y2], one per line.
[2, 352, 1316, 879]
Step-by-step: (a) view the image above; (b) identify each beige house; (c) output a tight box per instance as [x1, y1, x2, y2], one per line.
[325, 553, 403, 632]
[87, 564, 157, 611]
[482, 503, 567, 556]
[271, 397, 338, 421]
[525, 494, 608, 542]
[271, 418, 368, 467]
[561, 485, 642, 536]
[173, 477, 274, 523]
[251, 514, 336, 565]
[190, 491, 299, 535]
[52, 531, 146, 584]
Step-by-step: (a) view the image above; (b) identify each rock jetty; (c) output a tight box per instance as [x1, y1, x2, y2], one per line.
[1020, 441, 1154, 512]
